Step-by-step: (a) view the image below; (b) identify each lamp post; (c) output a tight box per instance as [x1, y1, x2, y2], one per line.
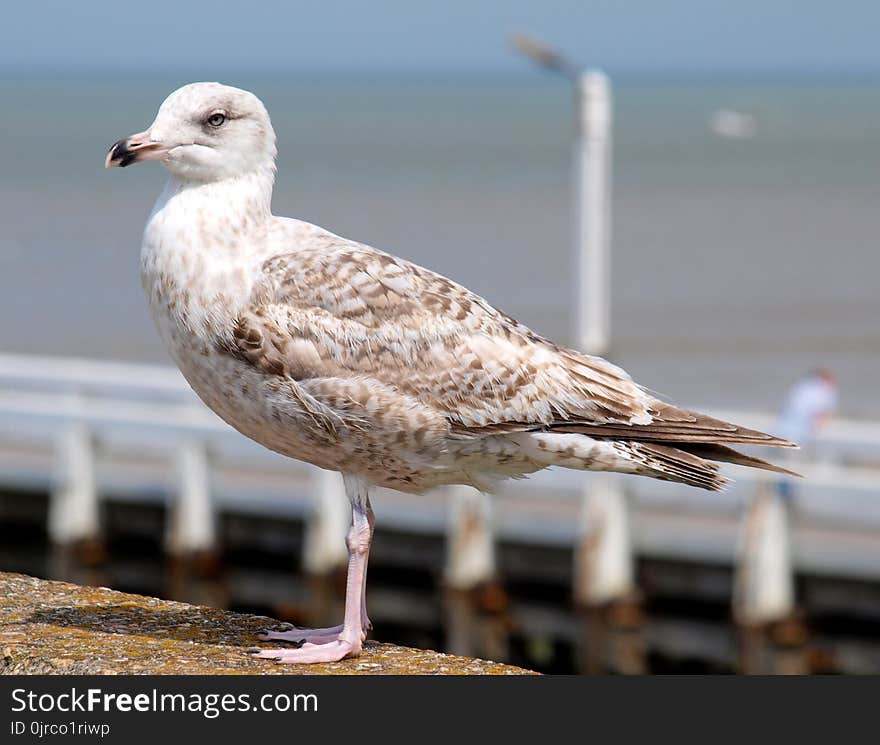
[512, 37, 638, 674]
[511, 34, 613, 358]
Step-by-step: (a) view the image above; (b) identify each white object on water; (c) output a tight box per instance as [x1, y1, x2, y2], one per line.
[710, 109, 758, 139]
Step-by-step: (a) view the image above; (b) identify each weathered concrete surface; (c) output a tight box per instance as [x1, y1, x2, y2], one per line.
[0, 572, 534, 675]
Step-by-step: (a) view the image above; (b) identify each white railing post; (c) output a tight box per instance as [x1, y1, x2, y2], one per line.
[733, 484, 798, 673]
[573, 476, 644, 673]
[48, 420, 100, 545]
[443, 484, 503, 659]
[444, 485, 495, 590]
[302, 468, 350, 575]
[573, 476, 633, 606]
[574, 69, 613, 357]
[733, 486, 795, 626]
[166, 437, 216, 555]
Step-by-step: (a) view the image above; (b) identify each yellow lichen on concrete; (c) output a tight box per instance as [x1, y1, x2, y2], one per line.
[0, 572, 535, 675]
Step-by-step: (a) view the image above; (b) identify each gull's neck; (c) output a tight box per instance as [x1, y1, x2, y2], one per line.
[141, 162, 278, 347]
[142, 162, 278, 324]
[150, 163, 276, 238]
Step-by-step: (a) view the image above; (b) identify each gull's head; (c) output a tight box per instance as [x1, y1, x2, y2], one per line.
[105, 82, 277, 182]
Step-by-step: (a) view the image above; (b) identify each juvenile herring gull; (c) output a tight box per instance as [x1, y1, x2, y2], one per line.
[106, 82, 795, 664]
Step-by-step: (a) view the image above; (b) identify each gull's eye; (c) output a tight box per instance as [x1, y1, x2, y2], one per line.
[206, 111, 227, 128]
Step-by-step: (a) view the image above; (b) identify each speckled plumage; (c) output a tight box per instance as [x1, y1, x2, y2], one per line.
[110, 82, 795, 663]
[120, 82, 796, 497]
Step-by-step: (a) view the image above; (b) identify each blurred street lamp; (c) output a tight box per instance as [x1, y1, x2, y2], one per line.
[511, 34, 612, 358]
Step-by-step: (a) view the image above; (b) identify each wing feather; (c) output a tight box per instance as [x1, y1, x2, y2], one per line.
[223, 230, 793, 452]
[227, 235, 652, 429]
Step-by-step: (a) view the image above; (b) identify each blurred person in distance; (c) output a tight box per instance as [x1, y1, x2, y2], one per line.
[775, 368, 838, 500]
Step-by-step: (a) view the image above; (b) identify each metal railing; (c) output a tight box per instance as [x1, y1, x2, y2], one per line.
[0, 351, 878, 618]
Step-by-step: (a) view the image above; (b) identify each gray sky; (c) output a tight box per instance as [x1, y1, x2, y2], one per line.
[2, 0, 878, 74]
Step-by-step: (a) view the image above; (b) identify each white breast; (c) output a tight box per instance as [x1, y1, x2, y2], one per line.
[140, 178, 264, 356]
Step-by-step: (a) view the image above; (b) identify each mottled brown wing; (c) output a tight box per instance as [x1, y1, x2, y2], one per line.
[551, 400, 796, 448]
[229, 239, 653, 430]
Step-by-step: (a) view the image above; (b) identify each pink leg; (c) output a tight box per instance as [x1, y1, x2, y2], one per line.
[253, 486, 374, 664]
[257, 498, 375, 647]
[361, 497, 375, 631]
[259, 497, 375, 645]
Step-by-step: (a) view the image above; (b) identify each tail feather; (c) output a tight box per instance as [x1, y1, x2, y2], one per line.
[616, 441, 728, 492]
[510, 419, 797, 492]
[553, 401, 797, 450]
[672, 442, 801, 478]
[548, 400, 797, 487]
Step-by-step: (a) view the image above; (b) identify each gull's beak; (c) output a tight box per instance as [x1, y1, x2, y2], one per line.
[104, 129, 171, 168]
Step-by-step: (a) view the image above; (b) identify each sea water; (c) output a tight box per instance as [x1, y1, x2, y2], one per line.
[0, 73, 877, 416]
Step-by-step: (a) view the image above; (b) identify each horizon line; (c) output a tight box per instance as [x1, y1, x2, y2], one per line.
[3, 63, 880, 83]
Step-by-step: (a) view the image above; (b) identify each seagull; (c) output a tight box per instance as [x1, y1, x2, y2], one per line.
[106, 82, 796, 664]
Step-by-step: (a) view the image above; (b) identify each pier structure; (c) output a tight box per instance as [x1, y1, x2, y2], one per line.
[0, 352, 878, 673]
